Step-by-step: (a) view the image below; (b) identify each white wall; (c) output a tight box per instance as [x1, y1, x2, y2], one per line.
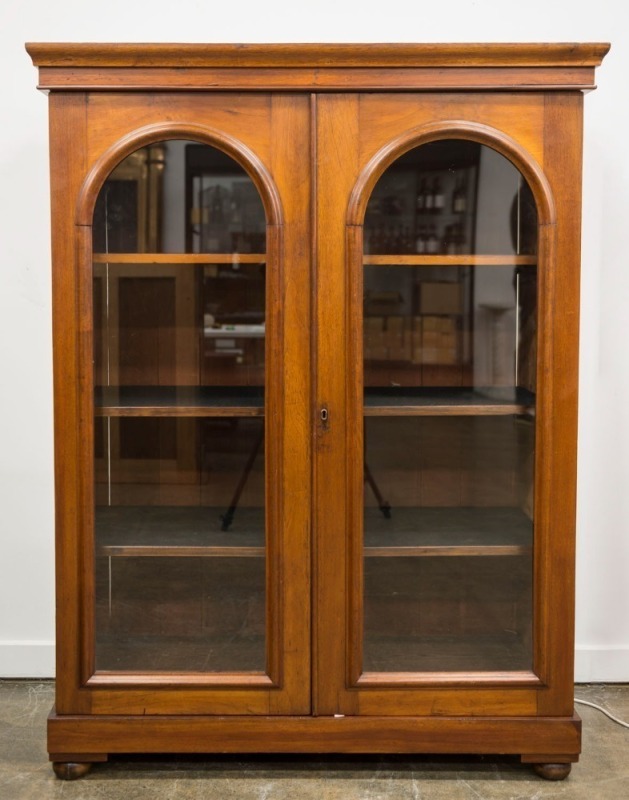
[0, 0, 626, 680]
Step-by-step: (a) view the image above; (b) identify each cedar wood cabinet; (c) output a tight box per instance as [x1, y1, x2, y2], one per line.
[27, 43, 608, 781]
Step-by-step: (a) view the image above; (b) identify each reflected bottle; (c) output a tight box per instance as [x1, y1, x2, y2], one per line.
[424, 180, 434, 213]
[452, 176, 467, 214]
[369, 226, 383, 253]
[433, 177, 445, 213]
[416, 178, 427, 213]
[415, 226, 427, 254]
[401, 226, 412, 254]
[426, 225, 439, 254]
[210, 187, 223, 223]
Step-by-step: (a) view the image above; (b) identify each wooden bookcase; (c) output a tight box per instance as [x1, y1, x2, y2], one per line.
[27, 42, 608, 781]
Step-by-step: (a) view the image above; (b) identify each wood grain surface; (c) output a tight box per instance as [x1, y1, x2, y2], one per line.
[34, 41, 607, 767]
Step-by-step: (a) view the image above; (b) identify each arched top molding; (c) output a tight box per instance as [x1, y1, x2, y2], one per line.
[76, 122, 283, 227]
[347, 120, 556, 228]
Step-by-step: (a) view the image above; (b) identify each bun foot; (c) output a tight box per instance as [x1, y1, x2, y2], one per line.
[532, 762, 572, 781]
[52, 761, 93, 780]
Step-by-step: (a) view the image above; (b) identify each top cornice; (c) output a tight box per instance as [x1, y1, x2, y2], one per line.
[26, 42, 610, 69]
[26, 43, 610, 93]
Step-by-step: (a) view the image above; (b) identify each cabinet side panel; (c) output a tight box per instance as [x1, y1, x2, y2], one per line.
[48, 93, 89, 714]
[314, 95, 360, 715]
[537, 92, 583, 716]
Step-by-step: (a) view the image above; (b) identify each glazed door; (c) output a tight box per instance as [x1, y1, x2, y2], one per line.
[55, 93, 311, 715]
[314, 93, 581, 717]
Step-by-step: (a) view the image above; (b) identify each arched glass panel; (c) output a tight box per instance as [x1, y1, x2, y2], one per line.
[362, 140, 537, 673]
[92, 141, 267, 672]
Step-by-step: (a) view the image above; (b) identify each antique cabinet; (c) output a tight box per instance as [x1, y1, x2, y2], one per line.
[27, 43, 608, 780]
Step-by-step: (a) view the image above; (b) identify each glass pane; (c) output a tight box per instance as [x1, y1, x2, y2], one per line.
[362, 140, 537, 673]
[93, 141, 267, 673]
[93, 142, 266, 254]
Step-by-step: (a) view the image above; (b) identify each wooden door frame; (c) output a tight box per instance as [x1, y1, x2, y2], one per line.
[50, 94, 312, 716]
[314, 92, 581, 719]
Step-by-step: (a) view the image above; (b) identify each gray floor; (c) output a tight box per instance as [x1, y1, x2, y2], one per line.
[0, 681, 627, 799]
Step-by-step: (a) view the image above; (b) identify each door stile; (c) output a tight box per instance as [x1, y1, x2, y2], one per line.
[313, 94, 361, 716]
[310, 91, 319, 715]
[535, 93, 584, 716]
[267, 93, 313, 714]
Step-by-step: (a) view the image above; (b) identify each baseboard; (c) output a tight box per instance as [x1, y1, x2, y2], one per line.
[0, 642, 55, 678]
[0, 642, 627, 682]
[575, 646, 629, 683]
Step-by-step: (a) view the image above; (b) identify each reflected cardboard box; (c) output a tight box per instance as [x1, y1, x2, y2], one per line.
[418, 282, 464, 315]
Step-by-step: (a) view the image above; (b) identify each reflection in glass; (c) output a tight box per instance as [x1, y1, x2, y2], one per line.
[93, 141, 267, 673]
[187, 145, 266, 254]
[365, 140, 537, 257]
[93, 145, 165, 254]
[362, 140, 537, 673]
[363, 416, 533, 672]
[94, 417, 265, 672]
[93, 142, 266, 255]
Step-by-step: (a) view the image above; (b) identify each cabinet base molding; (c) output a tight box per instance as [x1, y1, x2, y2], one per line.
[48, 708, 581, 760]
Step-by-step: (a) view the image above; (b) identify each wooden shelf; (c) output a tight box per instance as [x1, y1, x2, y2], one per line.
[364, 386, 535, 416]
[363, 254, 536, 266]
[95, 506, 531, 559]
[94, 386, 533, 418]
[96, 506, 265, 558]
[92, 253, 266, 264]
[364, 507, 532, 557]
[95, 386, 264, 417]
